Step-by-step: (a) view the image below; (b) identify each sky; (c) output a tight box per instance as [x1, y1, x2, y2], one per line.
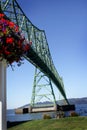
[7, 0, 87, 109]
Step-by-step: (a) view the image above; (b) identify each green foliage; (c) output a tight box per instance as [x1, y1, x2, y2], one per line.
[7, 117, 87, 130]
[43, 113, 52, 119]
[70, 111, 79, 117]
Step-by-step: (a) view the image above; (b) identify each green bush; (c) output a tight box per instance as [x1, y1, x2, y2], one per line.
[43, 113, 51, 119]
[70, 111, 79, 117]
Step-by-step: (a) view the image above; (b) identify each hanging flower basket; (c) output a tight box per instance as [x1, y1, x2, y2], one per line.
[0, 13, 32, 66]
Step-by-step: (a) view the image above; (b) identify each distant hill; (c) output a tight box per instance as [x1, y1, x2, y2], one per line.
[68, 97, 87, 104]
[19, 97, 87, 109]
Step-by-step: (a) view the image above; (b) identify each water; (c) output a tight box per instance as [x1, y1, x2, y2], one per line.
[7, 104, 87, 122]
[7, 110, 56, 122]
[75, 104, 87, 116]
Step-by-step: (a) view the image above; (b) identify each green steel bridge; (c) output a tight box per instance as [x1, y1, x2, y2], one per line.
[0, 0, 71, 112]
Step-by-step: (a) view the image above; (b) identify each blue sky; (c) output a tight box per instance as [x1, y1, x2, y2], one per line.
[7, 0, 87, 109]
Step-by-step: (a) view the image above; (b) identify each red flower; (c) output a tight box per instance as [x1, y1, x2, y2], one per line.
[3, 29, 7, 35]
[0, 25, 2, 29]
[15, 26, 19, 32]
[18, 41, 22, 48]
[0, 18, 6, 23]
[0, 13, 32, 66]
[5, 50, 11, 55]
[24, 44, 30, 51]
[9, 21, 15, 28]
[6, 37, 14, 44]
[0, 13, 4, 18]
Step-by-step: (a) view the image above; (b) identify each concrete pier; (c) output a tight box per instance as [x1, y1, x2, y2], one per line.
[15, 105, 57, 114]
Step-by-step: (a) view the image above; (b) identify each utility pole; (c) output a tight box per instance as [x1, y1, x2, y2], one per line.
[0, 61, 7, 130]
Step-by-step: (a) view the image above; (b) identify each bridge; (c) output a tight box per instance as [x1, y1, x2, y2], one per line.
[0, 1, 76, 129]
[0, 0, 75, 115]
[0, 0, 69, 112]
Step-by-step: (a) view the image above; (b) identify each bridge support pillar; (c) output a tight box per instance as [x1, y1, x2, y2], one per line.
[0, 61, 7, 130]
[30, 67, 57, 111]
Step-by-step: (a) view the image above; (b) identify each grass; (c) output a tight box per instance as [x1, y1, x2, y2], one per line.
[7, 116, 87, 130]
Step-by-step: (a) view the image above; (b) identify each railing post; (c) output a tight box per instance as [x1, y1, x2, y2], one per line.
[0, 61, 7, 130]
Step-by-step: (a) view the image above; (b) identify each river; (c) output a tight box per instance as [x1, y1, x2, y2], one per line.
[7, 104, 87, 122]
